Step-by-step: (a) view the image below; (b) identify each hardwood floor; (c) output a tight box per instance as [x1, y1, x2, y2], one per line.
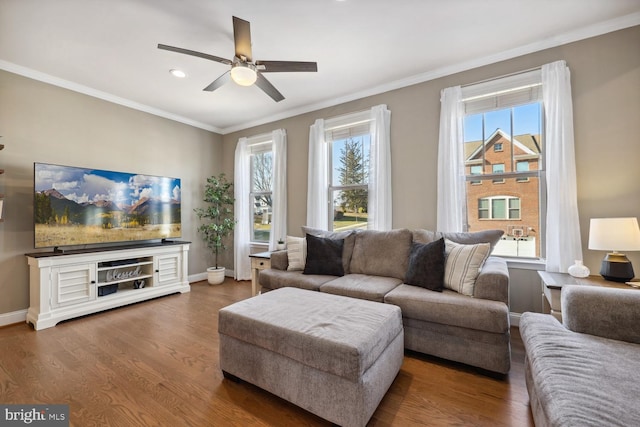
[0, 279, 534, 426]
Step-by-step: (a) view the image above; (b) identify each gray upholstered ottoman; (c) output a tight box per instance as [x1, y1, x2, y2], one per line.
[218, 287, 404, 427]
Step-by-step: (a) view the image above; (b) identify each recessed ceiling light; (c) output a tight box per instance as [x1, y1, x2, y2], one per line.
[170, 69, 186, 78]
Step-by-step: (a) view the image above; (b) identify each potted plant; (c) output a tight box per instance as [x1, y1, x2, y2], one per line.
[276, 238, 286, 251]
[194, 173, 236, 285]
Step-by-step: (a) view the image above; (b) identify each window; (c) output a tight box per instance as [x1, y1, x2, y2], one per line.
[250, 144, 273, 242]
[462, 69, 544, 258]
[235, 129, 287, 281]
[492, 163, 505, 183]
[516, 160, 530, 182]
[441, 62, 580, 262]
[470, 164, 482, 185]
[326, 116, 371, 231]
[308, 105, 391, 232]
[478, 196, 521, 220]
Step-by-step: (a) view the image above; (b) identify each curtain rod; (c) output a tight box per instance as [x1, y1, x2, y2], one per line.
[461, 65, 542, 88]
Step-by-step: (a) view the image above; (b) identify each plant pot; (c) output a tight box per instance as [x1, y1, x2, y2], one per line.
[207, 267, 226, 285]
[276, 243, 286, 251]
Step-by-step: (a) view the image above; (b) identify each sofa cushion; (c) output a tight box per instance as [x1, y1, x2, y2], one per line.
[302, 226, 356, 274]
[520, 312, 640, 427]
[303, 234, 345, 276]
[384, 284, 509, 333]
[413, 229, 503, 252]
[320, 274, 403, 303]
[349, 229, 413, 280]
[444, 239, 491, 296]
[259, 269, 335, 292]
[405, 238, 445, 292]
[286, 235, 307, 271]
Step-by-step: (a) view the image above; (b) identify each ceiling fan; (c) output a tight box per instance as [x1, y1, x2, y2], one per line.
[158, 16, 318, 102]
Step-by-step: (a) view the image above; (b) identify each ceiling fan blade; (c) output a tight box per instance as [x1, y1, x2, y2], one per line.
[256, 60, 318, 73]
[158, 44, 232, 65]
[232, 16, 252, 61]
[255, 73, 284, 102]
[203, 71, 231, 92]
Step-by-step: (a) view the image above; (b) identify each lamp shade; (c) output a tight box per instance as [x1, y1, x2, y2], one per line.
[588, 217, 640, 251]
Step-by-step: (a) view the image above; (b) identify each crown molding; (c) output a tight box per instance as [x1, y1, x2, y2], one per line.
[0, 60, 223, 134]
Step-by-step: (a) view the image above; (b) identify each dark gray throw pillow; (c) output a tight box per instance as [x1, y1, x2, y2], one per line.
[303, 233, 345, 276]
[405, 238, 445, 291]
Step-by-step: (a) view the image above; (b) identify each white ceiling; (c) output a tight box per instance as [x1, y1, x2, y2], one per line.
[1, 1, 639, 134]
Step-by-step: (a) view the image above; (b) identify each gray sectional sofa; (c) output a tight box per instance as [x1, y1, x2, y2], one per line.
[520, 285, 640, 426]
[259, 227, 512, 374]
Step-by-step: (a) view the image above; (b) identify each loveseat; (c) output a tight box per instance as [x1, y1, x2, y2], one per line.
[520, 285, 640, 426]
[259, 227, 512, 374]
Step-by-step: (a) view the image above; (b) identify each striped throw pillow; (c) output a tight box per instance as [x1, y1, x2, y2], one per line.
[444, 239, 491, 296]
[286, 236, 307, 271]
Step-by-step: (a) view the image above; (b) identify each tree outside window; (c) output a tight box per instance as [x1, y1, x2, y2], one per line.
[250, 150, 273, 242]
[330, 136, 370, 231]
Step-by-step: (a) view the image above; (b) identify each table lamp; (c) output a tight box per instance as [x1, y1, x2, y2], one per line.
[588, 217, 640, 282]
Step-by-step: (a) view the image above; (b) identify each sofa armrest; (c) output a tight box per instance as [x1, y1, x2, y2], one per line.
[473, 256, 509, 305]
[562, 285, 640, 344]
[269, 250, 289, 271]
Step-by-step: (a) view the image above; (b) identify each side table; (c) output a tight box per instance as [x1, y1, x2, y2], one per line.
[249, 251, 271, 296]
[538, 271, 635, 321]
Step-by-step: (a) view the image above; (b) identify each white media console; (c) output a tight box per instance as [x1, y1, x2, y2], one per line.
[26, 241, 190, 330]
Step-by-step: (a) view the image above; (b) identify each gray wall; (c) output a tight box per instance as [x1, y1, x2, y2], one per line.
[0, 70, 223, 315]
[222, 26, 640, 315]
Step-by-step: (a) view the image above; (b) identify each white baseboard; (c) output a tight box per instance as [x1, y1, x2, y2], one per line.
[0, 309, 28, 327]
[189, 272, 207, 283]
[189, 269, 236, 284]
[510, 312, 522, 327]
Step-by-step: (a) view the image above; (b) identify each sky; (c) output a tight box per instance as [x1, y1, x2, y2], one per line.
[34, 163, 181, 205]
[464, 103, 542, 142]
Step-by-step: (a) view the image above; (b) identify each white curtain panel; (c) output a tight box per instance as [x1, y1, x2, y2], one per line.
[233, 137, 252, 280]
[270, 129, 287, 249]
[306, 119, 329, 229]
[436, 86, 467, 232]
[369, 104, 392, 230]
[542, 60, 583, 272]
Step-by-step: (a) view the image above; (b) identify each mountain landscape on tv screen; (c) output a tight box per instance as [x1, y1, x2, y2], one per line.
[34, 163, 181, 248]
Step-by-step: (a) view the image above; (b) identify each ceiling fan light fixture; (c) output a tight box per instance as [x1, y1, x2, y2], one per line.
[230, 62, 257, 86]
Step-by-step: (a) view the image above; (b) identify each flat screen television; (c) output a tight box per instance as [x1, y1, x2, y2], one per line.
[34, 163, 181, 249]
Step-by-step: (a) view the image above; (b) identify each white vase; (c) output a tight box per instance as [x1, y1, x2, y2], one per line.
[207, 267, 226, 285]
[568, 260, 590, 278]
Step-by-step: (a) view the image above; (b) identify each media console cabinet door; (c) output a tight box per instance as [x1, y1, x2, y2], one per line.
[155, 252, 182, 285]
[51, 263, 96, 308]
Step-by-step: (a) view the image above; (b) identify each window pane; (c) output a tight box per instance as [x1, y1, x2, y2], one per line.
[478, 198, 489, 219]
[491, 198, 506, 219]
[251, 195, 271, 242]
[470, 165, 482, 175]
[509, 198, 521, 219]
[516, 161, 529, 172]
[332, 189, 368, 232]
[251, 152, 273, 192]
[492, 164, 505, 173]
[331, 136, 370, 186]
